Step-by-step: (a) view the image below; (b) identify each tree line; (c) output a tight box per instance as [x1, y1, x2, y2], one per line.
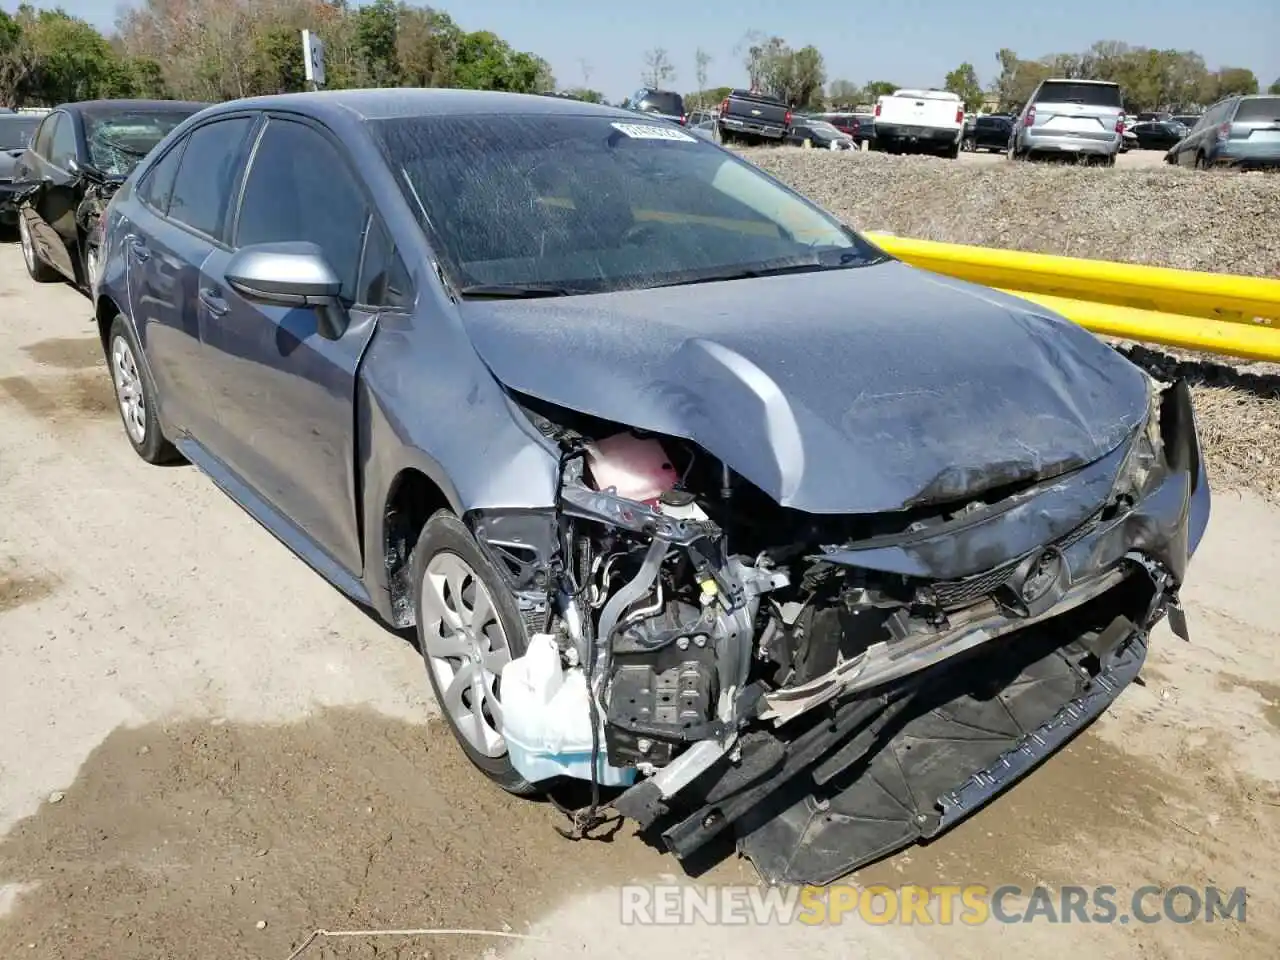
[0, 0, 554, 107]
[2, 6, 1276, 115]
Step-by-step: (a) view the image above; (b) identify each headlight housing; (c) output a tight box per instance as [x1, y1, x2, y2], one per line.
[1110, 379, 1165, 507]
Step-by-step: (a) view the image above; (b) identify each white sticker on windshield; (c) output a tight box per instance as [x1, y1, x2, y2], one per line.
[610, 121, 697, 142]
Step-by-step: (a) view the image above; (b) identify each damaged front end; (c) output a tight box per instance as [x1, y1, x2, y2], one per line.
[472, 375, 1208, 885]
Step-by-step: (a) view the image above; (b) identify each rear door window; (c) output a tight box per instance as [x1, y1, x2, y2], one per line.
[1234, 97, 1280, 122]
[49, 113, 78, 168]
[1034, 82, 1122, 108]
[137, 141, 187, 214]
[32, 114, 56, 158]
[166, 116, 254, 240]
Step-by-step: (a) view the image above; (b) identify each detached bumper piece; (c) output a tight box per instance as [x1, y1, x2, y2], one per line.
[624, 575, 1155, 886]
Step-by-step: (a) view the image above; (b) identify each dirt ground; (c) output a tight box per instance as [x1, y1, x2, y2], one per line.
[1, 217, 1279, 959]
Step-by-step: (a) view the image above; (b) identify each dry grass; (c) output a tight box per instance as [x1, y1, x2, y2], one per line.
[739, 148, 1280, 500]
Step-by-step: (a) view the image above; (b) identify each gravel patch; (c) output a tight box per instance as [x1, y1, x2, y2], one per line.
[739, 147, 1280, 276]
[738, 148, 1280, 500]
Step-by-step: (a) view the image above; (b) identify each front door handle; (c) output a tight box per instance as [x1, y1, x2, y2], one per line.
[127, 236, 150, 262]
[199, 288, 229, 317]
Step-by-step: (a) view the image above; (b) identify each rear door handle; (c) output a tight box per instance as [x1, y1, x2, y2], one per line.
[127, 237, 150, 262]
[199, 288, 229, 317]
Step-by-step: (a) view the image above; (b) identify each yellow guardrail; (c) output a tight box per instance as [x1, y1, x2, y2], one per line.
[865, 232, 1280, 363]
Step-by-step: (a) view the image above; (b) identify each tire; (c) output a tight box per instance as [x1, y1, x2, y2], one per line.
[107, 314, 181, 464]
[82, 240, 100, 296]
[945, 141, 961, 159]
[412, 510, 539, 796]
[18, 215, 59, 283]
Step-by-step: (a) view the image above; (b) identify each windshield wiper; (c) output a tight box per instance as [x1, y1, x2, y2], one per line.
[655, 250, 878, 288]
[459, 282, 580, 300]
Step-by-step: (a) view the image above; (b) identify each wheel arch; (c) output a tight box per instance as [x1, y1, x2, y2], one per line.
[378, 464, 456, 630]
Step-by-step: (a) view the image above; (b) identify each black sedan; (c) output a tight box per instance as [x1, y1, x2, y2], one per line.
[1129, 120, 1189, 151]
[12, 99, 206, 291]
[0, 113, 42, 229]
[785, 117, 855, 149]
[964, 115, 1014, 152]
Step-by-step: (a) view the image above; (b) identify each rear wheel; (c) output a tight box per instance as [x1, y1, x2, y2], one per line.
[107, 314, 181, 464]
[18, 215, 59, 283]
[413, 510, 539, 796]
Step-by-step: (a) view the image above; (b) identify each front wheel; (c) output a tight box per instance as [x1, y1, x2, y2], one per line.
[107, 314, 181, 464]
[413, 510, 539, 796]
[19, 215, 59, 283]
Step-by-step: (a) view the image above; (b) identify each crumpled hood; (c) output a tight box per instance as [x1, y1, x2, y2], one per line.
[459, 260, 1150, 514]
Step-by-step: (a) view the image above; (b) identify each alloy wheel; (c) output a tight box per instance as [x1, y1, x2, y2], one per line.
[110, 335, 147, 445]
[419, 552, 512, 757]
[18, 216, 35, 273]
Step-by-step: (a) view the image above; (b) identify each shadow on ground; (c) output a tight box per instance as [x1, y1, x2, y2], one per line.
[0, 709, 679, 960]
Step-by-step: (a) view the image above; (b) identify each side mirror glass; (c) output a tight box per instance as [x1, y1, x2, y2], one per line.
[225, 241, 348, 340]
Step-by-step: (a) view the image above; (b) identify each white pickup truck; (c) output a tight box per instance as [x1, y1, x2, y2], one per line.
[873, 88, 966, 158]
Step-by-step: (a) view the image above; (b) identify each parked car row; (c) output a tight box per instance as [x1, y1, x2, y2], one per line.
[5, 99, 208, 292]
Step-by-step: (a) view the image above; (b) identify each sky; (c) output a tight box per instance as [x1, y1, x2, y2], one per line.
[9, 0, 1280, 103]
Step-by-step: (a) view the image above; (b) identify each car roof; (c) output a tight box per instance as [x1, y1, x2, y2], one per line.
[1040, 78, 1119, 85]
[198, 88, 637, 124]
[53, 99, 209, 114]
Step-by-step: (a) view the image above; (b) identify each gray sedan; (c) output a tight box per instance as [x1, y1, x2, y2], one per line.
[92, 89, 1209, 885]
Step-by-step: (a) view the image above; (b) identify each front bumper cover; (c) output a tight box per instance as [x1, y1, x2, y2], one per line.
[613, 379, 1207, 885]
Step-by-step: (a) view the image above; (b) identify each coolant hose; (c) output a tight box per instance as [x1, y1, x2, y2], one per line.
[596, 538, 669, 658]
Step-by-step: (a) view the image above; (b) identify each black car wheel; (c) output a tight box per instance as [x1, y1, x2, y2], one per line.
[412, 510, 540, 796]
[107, 314, 181, 464]
[18, 215, 59, 283]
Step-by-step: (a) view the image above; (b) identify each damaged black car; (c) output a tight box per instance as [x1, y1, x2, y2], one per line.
[13, 99, 206, 292]
[92, 90, 1211, 887]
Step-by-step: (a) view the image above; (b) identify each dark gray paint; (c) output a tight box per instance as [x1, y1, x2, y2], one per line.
[460, 262, 1150, 513]
[91, 88, 1200, 632]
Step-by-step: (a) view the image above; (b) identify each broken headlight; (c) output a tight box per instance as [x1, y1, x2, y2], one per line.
[1110, 383, 1164, 507]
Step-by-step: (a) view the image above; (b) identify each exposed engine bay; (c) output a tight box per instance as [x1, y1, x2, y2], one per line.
[469, 374, 1207, 884]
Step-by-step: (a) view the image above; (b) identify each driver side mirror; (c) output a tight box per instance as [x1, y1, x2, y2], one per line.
[225, 241, 349, 340]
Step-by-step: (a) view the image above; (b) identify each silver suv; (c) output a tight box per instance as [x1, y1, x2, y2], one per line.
[1009, 79, 1125, 164]
[1165, 94, 1280, 171]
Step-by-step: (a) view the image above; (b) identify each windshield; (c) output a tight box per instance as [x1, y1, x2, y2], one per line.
[373, 113, 880, 297]
[82, 109, 197, 177]
[1035, 81, 1122, 109]
[0, 117, 40, 151]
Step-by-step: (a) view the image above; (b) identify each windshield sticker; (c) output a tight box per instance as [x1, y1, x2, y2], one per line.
[610, 121, 697, 143]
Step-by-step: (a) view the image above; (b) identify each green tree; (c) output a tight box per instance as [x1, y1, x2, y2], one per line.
[740, 35, 825, 107]
[1269, 77, 1280, 95]
[250, 25, 308, 94]
[991, 48, 1045, 111]
[826, 78, 859, 106]
[862, 80, 897, 99]
[1210, 66, 1259, 98]
[355, 0, 399, 86]
[944, 61, 983, 111]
